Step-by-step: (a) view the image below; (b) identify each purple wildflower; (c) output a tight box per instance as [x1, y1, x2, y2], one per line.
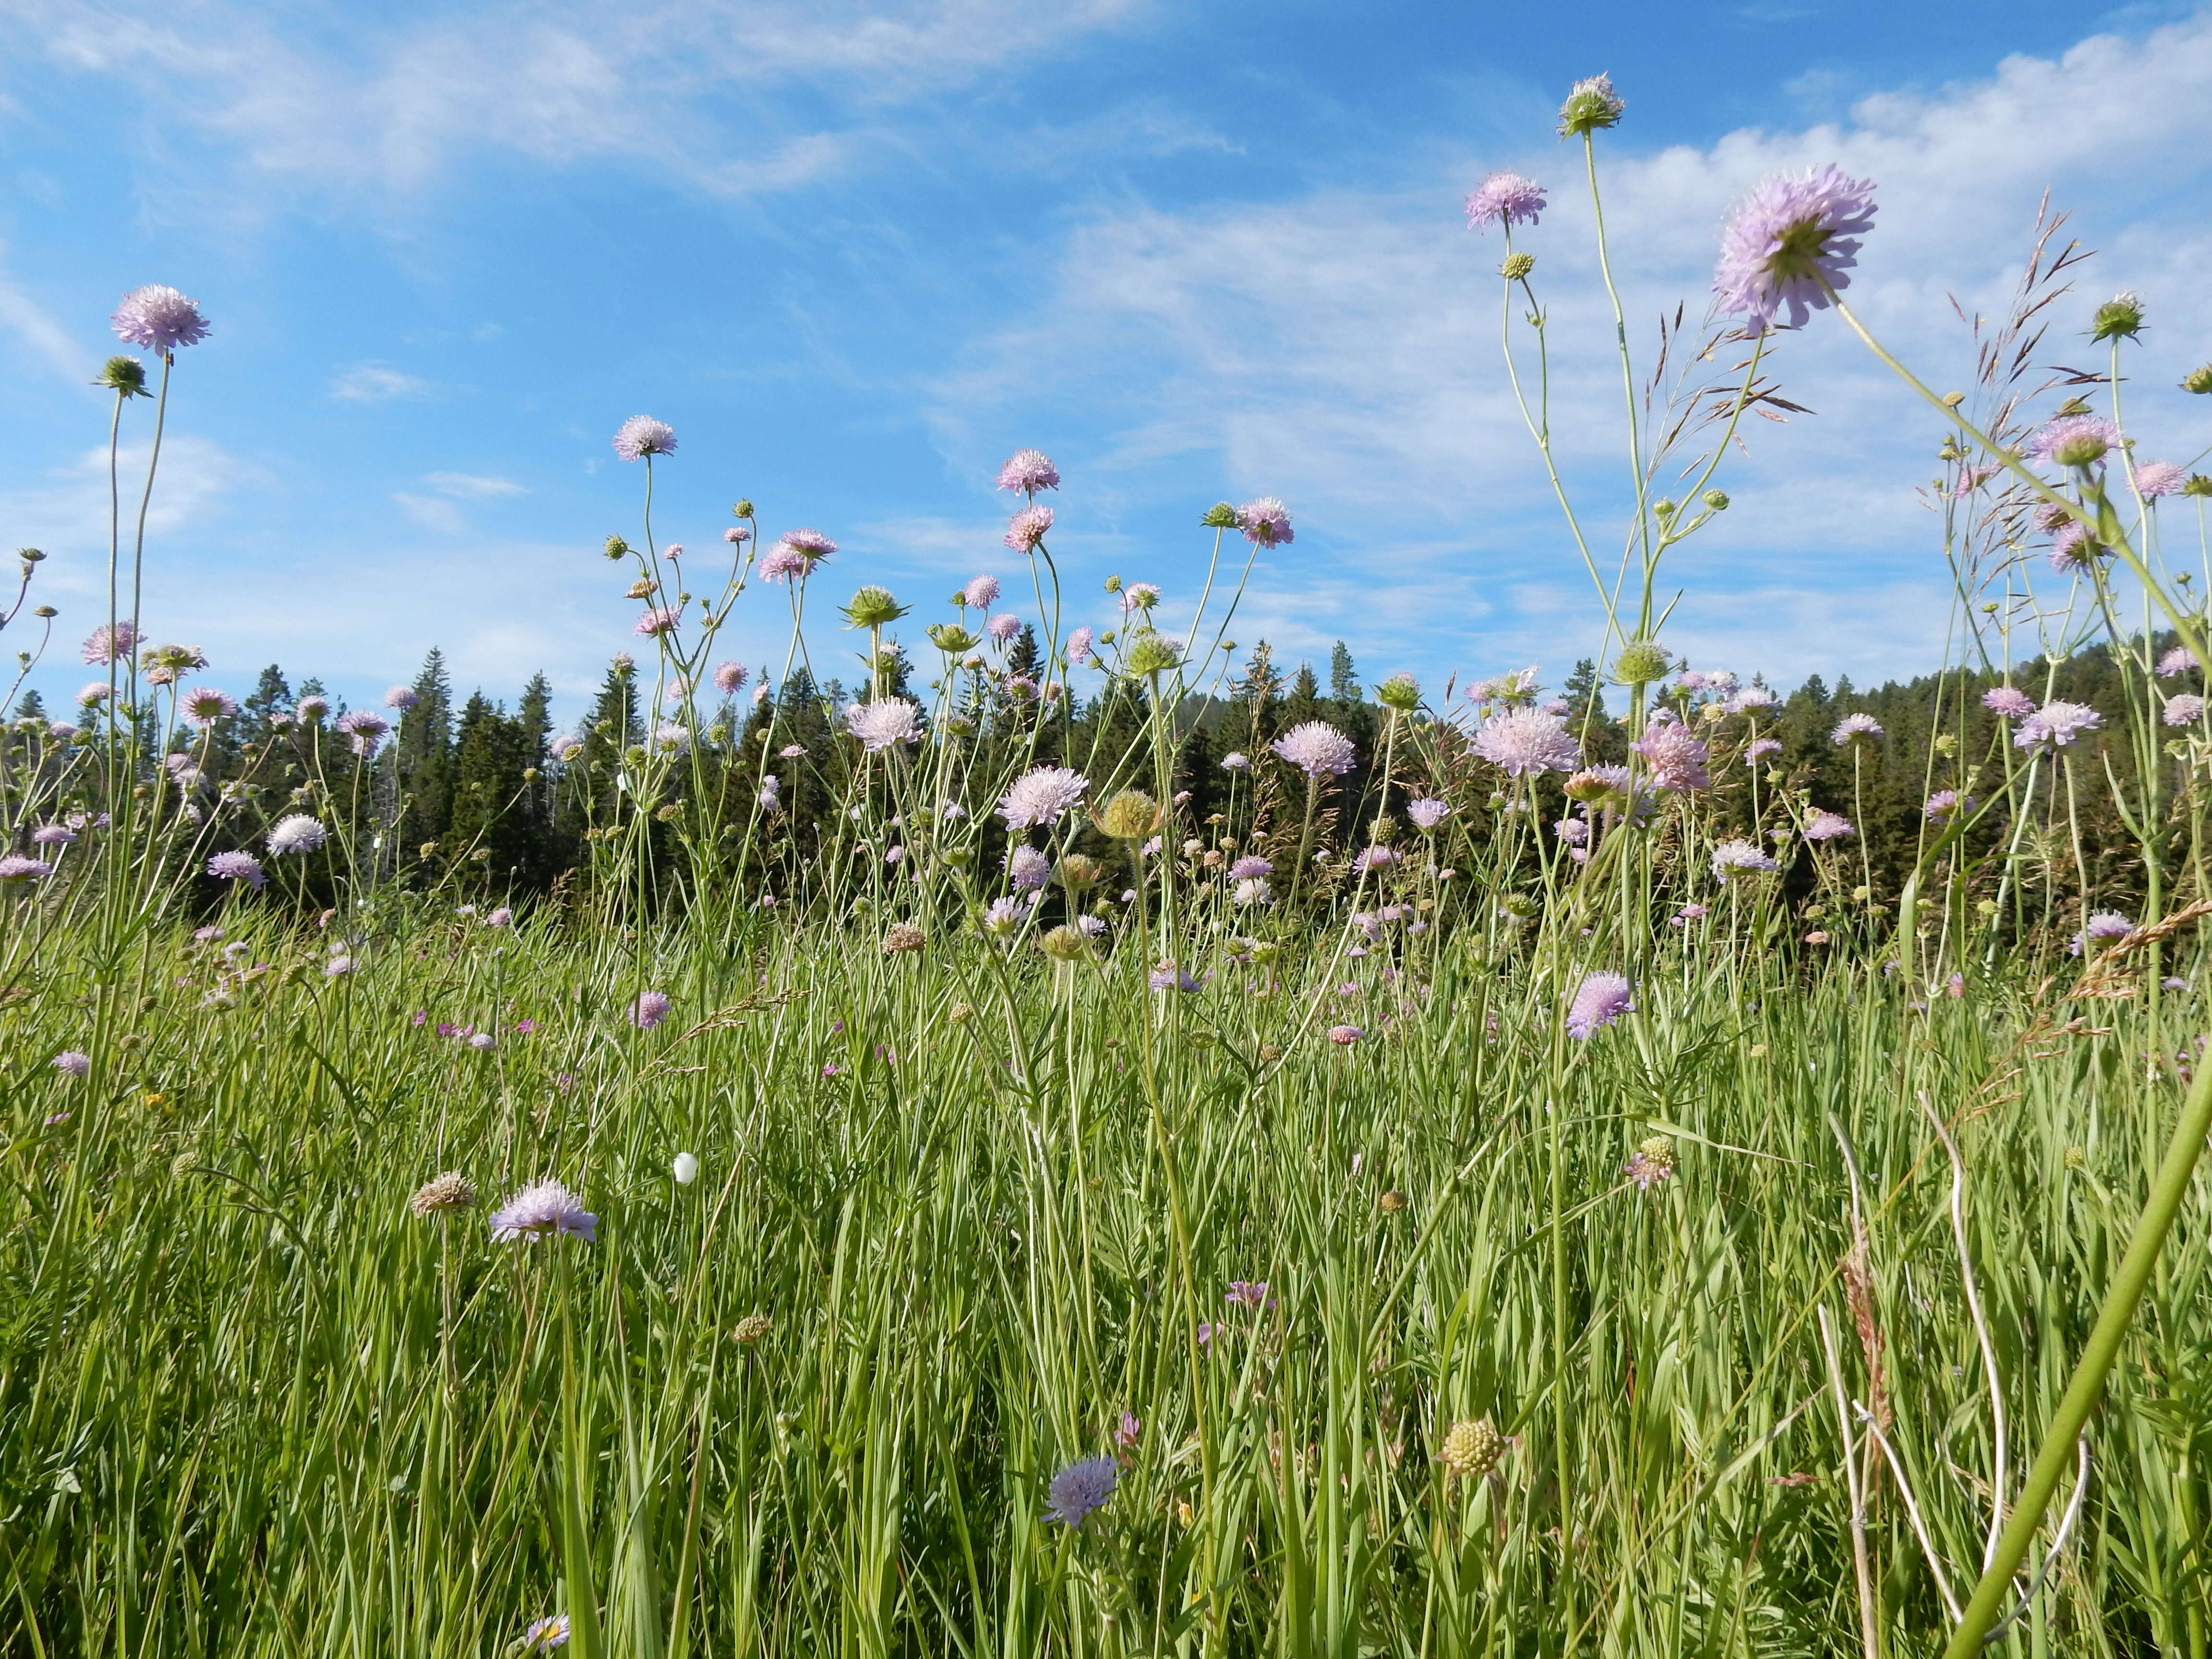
[180, 686, 237, 727]
[1067, 625, 1096, 664]
[489, 1180, 597, 1243]
[963, 574, 1000, 608]
[1114, 1412, 1141, 1451]
[631, 990, 672, 1029]
[1712, 164, 1877, 335]
[1803, 810, 1854, 842]
[1272, 720, 1356, 779]
[1711, 838, 1779, 877]
[1830, 713, 1883, 745]
[53, 1050, 92, 1077]
[2137, 460, 2187, 498]
[1923, 789, 1974, 821]
[1004, 505, 1053, 552]
[1565, 971, 1634, 1039]
[613, 416, 677, 461]
[1007, 845, 1051, 890]
[1148, 963, 1200, 994]
[385, 685, 420, 710]
[999, 765, 1089, 830]
[1236, 497, 1294, 547]
[1228, 854, 1274, 879]
[208, 849, 266, 888]
[2158, 647, 2199, 677]
[1225, 1280, 1275, 1308]
[2024, 414, 2122, 469]
[2164, 694, 2206, 726]
[1475, 708, 1581, 778]
[1632, 720, 1710, 790]
[2015, 700, 2102, 752]
[296, 696, 329, 722]
[761, 529, 836, 581]
[634, 607, 680, 637]
[1406, 796, 1451, 830]
[1744, 737, 1782, 765]
[1982, 685, 2035, 719]
[267, 814, 328, 856]
[80, 621, 140, 665]
[2071, 911, 2134, 955]
[1219, 750, 1249, 770]
[111, 284, 210, 353]
[32, 824, 76, 845]
[1464, 171, 1547, 232]
[986, 613, 1022, 644]
[998, 449, 1060, 494]
[336, 709, 390, 756]
[845, 697, 920, 752]
[1328, 1024, 1363, 1045]
[1044, 1455, 1118, 1526]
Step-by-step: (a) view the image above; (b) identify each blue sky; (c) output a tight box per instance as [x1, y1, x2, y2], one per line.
[2, 0, 2210, 722]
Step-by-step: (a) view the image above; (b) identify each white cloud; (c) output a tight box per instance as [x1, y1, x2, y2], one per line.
[933, 10, 2212, 688]
[330, 363, 430, 401]
[424, 471, 526, 498]
[0, 244, 81, 378]
[392, 492, 466, 534]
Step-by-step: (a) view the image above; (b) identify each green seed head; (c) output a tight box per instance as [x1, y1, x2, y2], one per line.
[1500, 252, 1535, 280]
[1438, 1417, 1506, 1479]
[1613, 639, 1671, 685]
[1123, 631, 1183, 676]
[1376, 673, 1421, 712]
[1556, 72, 1625, 137]
[2089, 291, 2145, 343]
[842, 585, 907, 629]
[1096, 789, 1161, 841]
[1201, 502, 1239, 529]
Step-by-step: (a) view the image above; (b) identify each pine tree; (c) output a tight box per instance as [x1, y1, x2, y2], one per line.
[242, 665, 291, 739]
[397, 649, 457, 862]
[1281, 663, 1323, 730]
[1329, 641, 1359, 706]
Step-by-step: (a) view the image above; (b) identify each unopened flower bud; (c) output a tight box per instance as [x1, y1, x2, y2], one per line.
[1500, 251, 1535, 280]
[842, 584, 907, 628]
[1097, 789, 1162, 841]
[2089, 292, 2144, 342]
[1123, 632, 1183, 675]
[733, 1312, 772, 1343]
[1058, 853, 1105, 890]
[33, 604, 55, 618]
[604, 535, 630, 560]
[1201, 503, 1239, 528]
[1438, 1416, 1506, 1479]
[1556, 72, 1624, 137]
[1039, 924, 1090, 962]
[1376, 672, 1420, 711]
[732, 498, 755, 519]
[1613, 639, 1671, 685]
[1701, 489, 1729, 510]
[18, 546, 45, 563]
[96, 356, 150, 397]
[2183, 367, 2212, 396]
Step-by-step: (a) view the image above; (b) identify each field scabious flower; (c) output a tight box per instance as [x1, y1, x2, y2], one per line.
[33, 824, 76, 845]
[2164, 694, 2206, 726]
[1465, 171, 1547, 231]
[1982, 685, 2035, 718]
[1803, 810, 1854, 842]
[2071, 911, 2134, 954]
[1236, 497, 1294, 547]
[1711, 838, 1779, 877]
[1407, 797, 1451, 830]
[180, 686, 237, 726]
[208, 849, 265, 888]
[999, 765, 1089, 830]
[2015, 701, 2102, 752]
[998, 449, 1060, 493]
[613, 416, 677, 460]
[2158, 647, 2199, 676]
[2137, 460, 2188, 498]
[1228, 854, 1274, 880]
[267, 815, 327, 856]
[1566, 972, 1634, 1038]
[845, 697, 920, 751]
[1045, 1455, 1118, 1527]
[1830, 713, 1883, 745]
[1713, 165, 1876, 335]
[81, 621, 140, 664]
[1744, 737, 1782, 765]
[1475, 709, 1581, 777]
[631, 990, 672, 1029]
[1273, 721, 1356, 779]
[963, 574, 1000, 608]
[712, 661, 748, 695]
[1624, 1135, 1676, 1190]
[2024, 414, 2122, 469]
[520, 1614, 571, 1650]
[385, 685, 420, 710]
[336, 710, 389, 756]
[53, 1050, 91, 1077]
[1631, 720, 1709, 790]
[1923, 789, 1974, 821]
[1067, 625, 1096, 664]
[760, 529, 836, 581]
[1149, 963, 1200, 993]
[1007, 845, 1051, 890]
[409, 1172, 475, 1215]
[634, 607, 679, 637]
[111, 285, 210, 353]
[1328, 1024, 1363, 1045]
[1439, 1417, 1506, 1480]
[1004, 505, 1053, 551]
[490, 1180, 597, 1243]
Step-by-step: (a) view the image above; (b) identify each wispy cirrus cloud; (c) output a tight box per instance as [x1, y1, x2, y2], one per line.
[329, 363, 431, 401]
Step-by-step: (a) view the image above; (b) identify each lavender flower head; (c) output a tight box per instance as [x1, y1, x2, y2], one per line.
[2024, 414, 2122, 470]
[631, 990, 672, 1029]
[1067, 625, 1096, 664]
[1328, 1023, 1363, 1045]
[1219, 750, 1249, 770]
[708, 661, 747, 696]
[32, 824, 76, 845]
[1272, 720, 1356, 779]
[845, 697, 921, 752]
[1407, 797, 1452, 830]
[1982, 685, 2035, 719]
[1149, 963, 1201, 994]
[0, 854, 49, 883]
[634, 607, 679, 637]
[1711, 838, 1780, 877]
[1004, 505, 1053, 552]
[78, 681, 113, 705]
[1631, 720, 1709, 790]
[180, 686, 238, 727]
[385, 685, 421, 711]
[208, 849, 265, 888]
[1007, 844, 1052, 891]
[1743, 737, 1782, 765]
[53, 1050, 91, 1078]
[521, 1614, 571, 1650]
[1474, 708, 1581, 778]
[2015, 700, 2102, 752]
[963, 574, 1000, 609]
[986, 613, 1022, 644]
[1830, 713, 1883, 745]
[81, 621, 140, 665]
[295, 696, 329, 723]
[1118, 581, 1161, 614]
[111, 285, 210, 354]
[1228, 854, 1274, 879]
[651, 721, 691, 758]
[1803, 810, 1854, 842]
[998, 448, 1060, 493]
[489, 1180, 598, 1243]
[2158, 647, 2199, 677]
[1236, 497, 1294, 547]
[613, 415, 677, 461]
[1465, 171, 1548, 232]
[1565, 971, 1634, 1039]
[1044, 1455, 1118, 1527]
[1923, 789, 1975, 821]
[267, 814, 328, 856]
[999, 764, 1089, 830]
[2071, 911, 2135, 955]
[1712, 165, 1877, 335]
[2136, 460, 2187, 498]
[760, 529, 837, 581]
[336, 709, 389, 756]
[2164, 694, 2206, 726]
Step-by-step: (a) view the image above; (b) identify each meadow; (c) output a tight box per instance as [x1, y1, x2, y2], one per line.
[4, 75, 2212, 1658]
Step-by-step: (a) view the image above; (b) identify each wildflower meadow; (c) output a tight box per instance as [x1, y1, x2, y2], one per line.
[10, 72, 2212, 1659]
